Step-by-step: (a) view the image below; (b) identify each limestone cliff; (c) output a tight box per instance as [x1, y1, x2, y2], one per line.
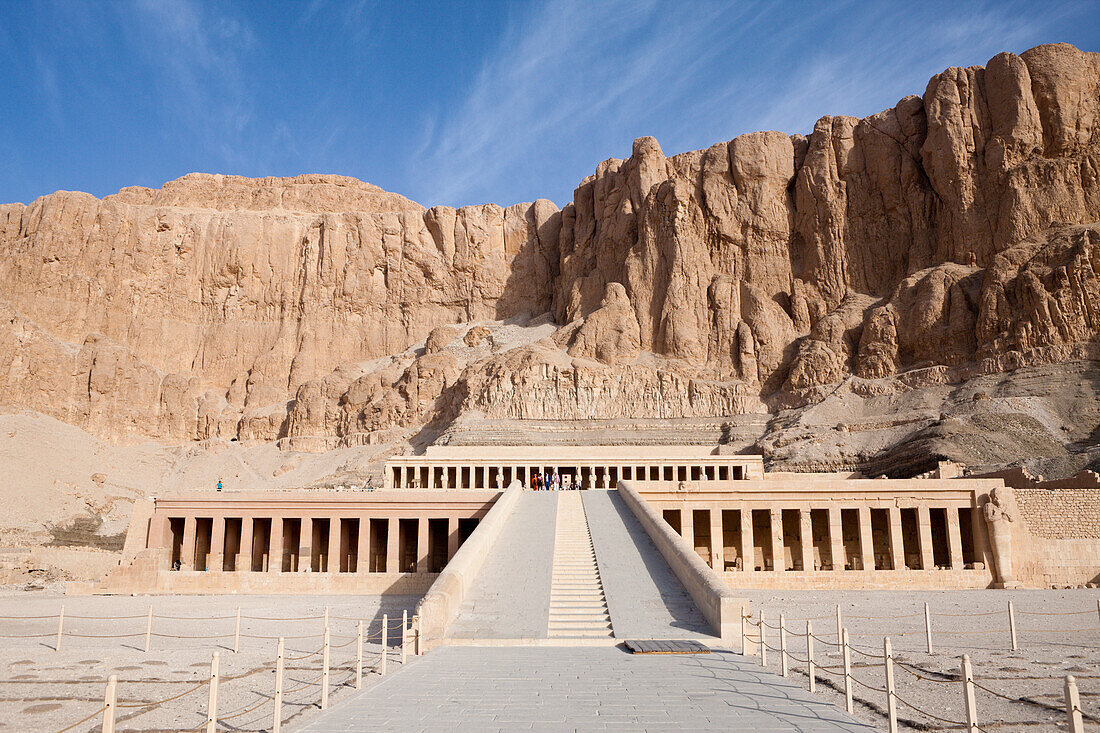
[2, 43, 1100, 479]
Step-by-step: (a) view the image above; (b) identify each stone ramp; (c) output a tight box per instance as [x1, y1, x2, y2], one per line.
[547, 492, 614, 638]
[583, 489, 715, 640]
[446, 491, 558, 639]
[298, 646, 874, 732]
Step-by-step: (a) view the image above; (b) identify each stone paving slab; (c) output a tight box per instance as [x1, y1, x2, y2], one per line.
[297, 646, 873, 732]
[447, 491, 558, 639]
[582, 490, 714, 640]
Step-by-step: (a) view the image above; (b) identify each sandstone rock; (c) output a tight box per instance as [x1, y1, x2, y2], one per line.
[562, 283, 641, 365]
[463, 326, 491, 347]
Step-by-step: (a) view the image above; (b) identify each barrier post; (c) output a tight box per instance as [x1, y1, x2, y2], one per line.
[402, 609, 408, 665]
[321, 625, 330, 709]
[144, 605, 153, 653]
[381, 615, 388, 676]
[962, 654, 978, 733]
[924, 602, 933, 653]
[56, 604, 64, 652]
[835, 604, 842, 649]
[806, 620, 815, 694]
[234, 606, 241, 653]
[1096, 599, 1100, 627]
[779, 614, 788, 678]
[1065, 675, 1084, 733]
[356, 621, 364, 690]
[884, 637, 897, 733]
[102, 674, 117, 733]
[324, 605, 329, 632]
[415, 615, 422, 656]
[760, 612, 767, 667]
[842, 628, 853, 714]
[1008, 601, 1017, 651]
[206, 651, 219, 733]
[272, 637, 284, 733]
[741, 610, 747, 656]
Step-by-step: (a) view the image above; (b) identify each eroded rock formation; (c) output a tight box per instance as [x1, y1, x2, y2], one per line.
[2, 43, 1100, 477]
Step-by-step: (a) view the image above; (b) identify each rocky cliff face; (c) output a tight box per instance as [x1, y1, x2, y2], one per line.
[2, 43, 1099, 477]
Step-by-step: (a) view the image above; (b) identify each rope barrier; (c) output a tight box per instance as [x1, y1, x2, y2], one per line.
[284, 645, 325, 661]
[154, 613, 236, 621]
[240, 632, 321, 640]
[65, 613, 149, 620]
[242, 614, 324, 621]
[52, 705, 108, 733]
[66, 632, 147, 639]
[0, 614, 60, 620]
[848, 672, 888, 694]
[1018, 609, 1093, 616]
[0, 632, 55, 638]
[281, 673, 325, 695]
[846, 644, 886, 660]
[216, 695, 272, 722]
[1020, 626, 1100, 633]
[934, 610, 1003, 617]
[895, 661, 956, 684]
[115, 679, 209, 708]
[892, 688, 969, 726]
[847, 612, 922, 620]
[151, 631, 232, 639]
[809, 632, 842, 648]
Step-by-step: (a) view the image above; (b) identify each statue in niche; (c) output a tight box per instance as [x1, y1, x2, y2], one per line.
[982, 487, 1020, 588]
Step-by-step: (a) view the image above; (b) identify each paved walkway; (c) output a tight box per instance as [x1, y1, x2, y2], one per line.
[298, 646, 873, 732]
[583, 490, 714, 640]
[447, 491, 558, 639]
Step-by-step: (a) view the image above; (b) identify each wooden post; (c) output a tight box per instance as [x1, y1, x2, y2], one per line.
[144, 605, 153, 653]
[1008, 601, 1017, 651]
[56, 604, 64, 652]
[356, 621, 364, 690]
[1065, 675, 1084, 733]
[924, 602, 933, 653]
[780, 614, 788, 678]
[273, 638, 284, 733]
[415, 615, 422, 656]
[741, 610, 747, 656]
[760, 612, 767, 667]
[324, 605, 329, 634]
[1096, 599, 1100, 627]
[835, 604, 842, 648]
[102, 674, 117, 733]
[842, 628, 853, 714]
[206, 651, 219, 733]
[401, 609, 408, 665]
[321, 625, 330, 709]
[381, 615, 388, 676]
[884, 637, 897, 733]
[234, 606, 241, 654]
[806, 621, 815, 694]
[962, 654, 978, 733]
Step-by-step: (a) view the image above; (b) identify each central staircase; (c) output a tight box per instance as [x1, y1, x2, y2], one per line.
[547, 493, 614, 638]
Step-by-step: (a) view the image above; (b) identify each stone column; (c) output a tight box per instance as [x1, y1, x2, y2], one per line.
[427, 466, 435, 489]
[827, 508, 844, 571]
[447, 516, 459, 560]
[681, 507, 695, 556]
[416, 518, 430, 573]
[946, 508, 964, 569]
[150, 514, 171, 551]
[709, 510, 724, 570]
[270, 517, 284, 573]
[209, 517, 225, 572]
[799, 509, 814, 571]
[769, 509, 783, 571]
[237, 517, 253, 573]
[356, 519, 370, 573]
[888, 508, 905, 570]
[917, 506, 935, 570]
[857, 507, 875, 571]
[181, 516, 197, 570]
[327, 518, 341, 573]
[386, 517, 400, 573]
[739, 508, 753, 571]
[298, 517, 312, 572]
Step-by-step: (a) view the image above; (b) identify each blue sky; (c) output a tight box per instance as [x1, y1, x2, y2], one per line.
[2, 0, 1098, 209]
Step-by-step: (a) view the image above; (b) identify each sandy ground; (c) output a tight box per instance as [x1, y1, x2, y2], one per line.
[739, 589, 1100, 731]
[0, 594, 418, 732]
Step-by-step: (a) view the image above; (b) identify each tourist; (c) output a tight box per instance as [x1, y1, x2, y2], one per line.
[553, 471, 561, 490]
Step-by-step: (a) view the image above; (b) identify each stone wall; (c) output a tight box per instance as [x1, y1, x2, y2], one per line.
[1015, 488, 1100, 539]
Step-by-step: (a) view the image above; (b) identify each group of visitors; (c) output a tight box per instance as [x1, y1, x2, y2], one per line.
[530, 470, 575, 490]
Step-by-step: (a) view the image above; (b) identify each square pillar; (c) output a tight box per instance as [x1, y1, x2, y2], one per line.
[857, 507, 874, 571]
[327, 518, 341, 572]
[917, 506, 935, 570]
[447, 516, 460, 559]
[680, 506, 695, 553]
[769, 509, 783, 572]
[270, 517, 283, 573]
[181, 516, 197, 570]
[209, 517, 225, 572]
[150, 514, 171, 550]
[355, 518, 370, 573]
[710, 510, 724, 570]
[416, 517, 430, 572]
[386, 517, 400, 573]
[888, 507, 905, 570]
[946, 508, 964, 569]
[739, 508, 753, 572]
[237, 517, 253, 572]
[799, 509, 814, 571]
[827, 508, 844, 571]
[298, 517, 312, 572]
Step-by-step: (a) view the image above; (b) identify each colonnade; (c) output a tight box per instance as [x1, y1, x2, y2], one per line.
[661, 503, 981, 573]
[388, 461, 748, 489]
[161, 514, 479, 575]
